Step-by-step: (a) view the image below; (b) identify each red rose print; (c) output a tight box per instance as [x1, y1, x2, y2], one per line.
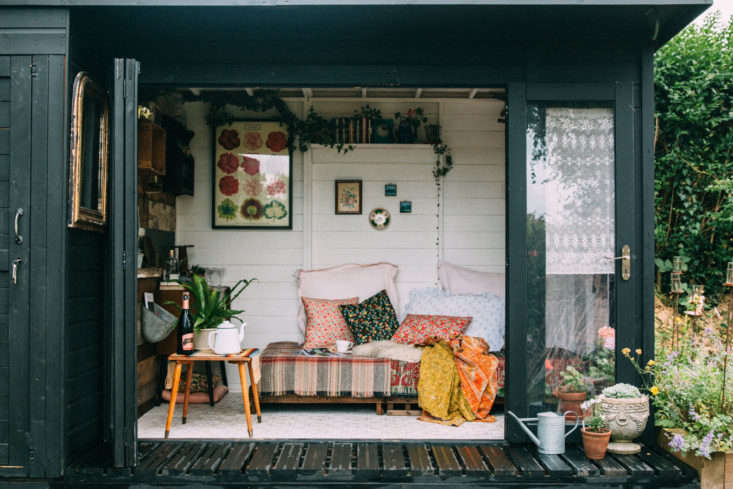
[217, 153, 239, 174]
[218, 175, 239, 196]
[218, 129, 240, 150]
[243, 132, 263, 151]
[266, 179, 287, 196]
[242, 156, 260, 176]
[266, 131, 288, 153]
[241, 199, 264, 220]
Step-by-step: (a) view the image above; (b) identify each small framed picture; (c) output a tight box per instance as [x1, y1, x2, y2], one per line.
[335, 180, 362, 214]
[372, 119, 394, 143]
[385, 183, 397, 197]
[400, 200, 412, 213]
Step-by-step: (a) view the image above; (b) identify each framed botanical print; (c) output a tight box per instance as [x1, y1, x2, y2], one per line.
[335, 180, 362, 215]
[213, 121, 292, 229]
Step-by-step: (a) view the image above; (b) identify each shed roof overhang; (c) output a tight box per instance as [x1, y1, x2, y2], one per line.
[5, 0, 711, 48]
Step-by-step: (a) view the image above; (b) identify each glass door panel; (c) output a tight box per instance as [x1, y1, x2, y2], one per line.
[525, 106, 616, 415]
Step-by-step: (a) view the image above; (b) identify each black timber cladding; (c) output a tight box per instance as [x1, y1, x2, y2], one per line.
[61, 440, 698, 487]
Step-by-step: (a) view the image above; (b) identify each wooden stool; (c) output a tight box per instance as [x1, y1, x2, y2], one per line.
[165, 351, 261, 438]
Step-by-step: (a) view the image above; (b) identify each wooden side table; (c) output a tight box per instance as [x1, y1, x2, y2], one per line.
[165, 351, 261, 438]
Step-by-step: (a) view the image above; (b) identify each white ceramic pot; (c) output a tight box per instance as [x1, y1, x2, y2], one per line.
[600, 395, 650, 454]
[194, 328, 217, 352]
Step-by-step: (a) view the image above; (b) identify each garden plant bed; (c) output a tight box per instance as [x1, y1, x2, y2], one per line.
[59, 440, 699, 488]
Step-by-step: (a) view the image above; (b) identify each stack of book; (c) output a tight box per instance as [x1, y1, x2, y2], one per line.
[333, 116, 374, 145]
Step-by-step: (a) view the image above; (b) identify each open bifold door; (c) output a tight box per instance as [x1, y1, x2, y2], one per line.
[107, 58, 139, 468]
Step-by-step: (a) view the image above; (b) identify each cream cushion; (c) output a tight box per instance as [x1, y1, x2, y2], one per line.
[296, 263, 400, 341]
[438, 261, 505, 299]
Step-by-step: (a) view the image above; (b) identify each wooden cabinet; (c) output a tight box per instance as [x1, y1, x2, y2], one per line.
[138, 119, 166, 175]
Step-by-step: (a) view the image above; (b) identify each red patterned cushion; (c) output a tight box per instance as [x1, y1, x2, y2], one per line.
[302, 297, 358, 349]
[391, 314, 472, 345]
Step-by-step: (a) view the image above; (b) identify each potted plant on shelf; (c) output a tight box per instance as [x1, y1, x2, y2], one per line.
[581, 396, 611, 460]
[599, 379, 649, 455]
[555, 365, 588, 420]
[168, 273, 256, 351]
[394, 108, 427, 143]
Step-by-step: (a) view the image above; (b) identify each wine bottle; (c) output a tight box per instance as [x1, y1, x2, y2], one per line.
[177, 292, 195, 355]
[164, 248, 180, 282]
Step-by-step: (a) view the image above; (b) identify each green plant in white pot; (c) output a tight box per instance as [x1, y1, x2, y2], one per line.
[168, 274, 256, 351]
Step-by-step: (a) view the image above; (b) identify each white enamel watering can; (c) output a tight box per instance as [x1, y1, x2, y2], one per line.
[508, 410, 579, 454]
[208, 320, 245, 355]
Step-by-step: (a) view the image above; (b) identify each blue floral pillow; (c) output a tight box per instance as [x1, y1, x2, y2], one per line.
[340, 290, 400, 345]
[402, 287, 505, 351]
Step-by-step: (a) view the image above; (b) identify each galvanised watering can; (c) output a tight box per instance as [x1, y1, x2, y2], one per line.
[507, 411, 579, 455]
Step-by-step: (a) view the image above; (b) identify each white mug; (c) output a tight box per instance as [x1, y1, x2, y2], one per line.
[335, 340, 353, 353]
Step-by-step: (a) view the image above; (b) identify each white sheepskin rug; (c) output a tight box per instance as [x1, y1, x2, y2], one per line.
[351, 340, 423, 363]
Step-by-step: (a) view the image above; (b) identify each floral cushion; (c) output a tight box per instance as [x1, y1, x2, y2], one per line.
[340, 290, 400, 345]
[402, 288, 505, 351]
[392, 314, 472, 345]
[302, 297, 358, 349]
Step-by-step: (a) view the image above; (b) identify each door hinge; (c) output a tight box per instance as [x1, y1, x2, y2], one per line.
[122, 250, 128, 270]
[30, 63, 37, 78]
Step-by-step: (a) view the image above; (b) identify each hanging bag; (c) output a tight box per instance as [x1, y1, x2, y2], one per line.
[141, 303, 178, 343]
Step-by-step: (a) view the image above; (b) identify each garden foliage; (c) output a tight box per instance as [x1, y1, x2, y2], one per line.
[654, 13, 732, 299]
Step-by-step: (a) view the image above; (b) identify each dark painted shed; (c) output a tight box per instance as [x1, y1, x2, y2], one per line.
[0, 1, 710, 485]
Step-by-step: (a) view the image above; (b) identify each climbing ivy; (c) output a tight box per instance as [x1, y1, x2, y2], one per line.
[654, 13, 732, 299]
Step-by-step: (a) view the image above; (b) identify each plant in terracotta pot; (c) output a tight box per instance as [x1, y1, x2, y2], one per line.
[555, 365, 588, 420]
[168, 273, 256, 351]
[581, 397, 611, 460]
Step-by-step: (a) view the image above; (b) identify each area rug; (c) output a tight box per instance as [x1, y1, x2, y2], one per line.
[138, 394, 504, 440]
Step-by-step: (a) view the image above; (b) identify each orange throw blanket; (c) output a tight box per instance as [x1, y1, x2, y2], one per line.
[450, 336, 499, 422]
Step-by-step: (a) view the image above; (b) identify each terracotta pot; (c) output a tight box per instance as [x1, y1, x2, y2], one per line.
[582, 428, 611, 460]
[660, 429, 733, 489]
[556, 391, 586, 420]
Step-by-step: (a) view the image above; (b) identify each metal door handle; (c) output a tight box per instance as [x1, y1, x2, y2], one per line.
[11, 258, 22, 285]
[14, 208, 24, 245]
[605, 244, 631, 281]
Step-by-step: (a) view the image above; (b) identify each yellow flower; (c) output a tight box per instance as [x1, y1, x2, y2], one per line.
[636, 348, 643, 355]
[647, 360, 655, 367]
[645, 366, 651, 371]
[622, 347, 631, 356]
[650, 386, 660, 396]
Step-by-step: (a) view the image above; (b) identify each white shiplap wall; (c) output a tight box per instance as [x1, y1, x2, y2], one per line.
[177, 99, 504, 388]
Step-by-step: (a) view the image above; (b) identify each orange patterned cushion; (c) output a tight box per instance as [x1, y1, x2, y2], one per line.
[392, 314, 472, 345]
[302, 296, 358, 349]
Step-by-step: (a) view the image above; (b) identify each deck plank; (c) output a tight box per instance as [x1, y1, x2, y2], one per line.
[561, 446, 599, 477]
[327, 442, 353, 480]
[163, 442, 206, 476]
[356, 444, 379, 481]
[137, 443, 181, 475]
[245, 443, 278, 479]
[508, 446, 546, 477]
[191, 443, 230, 475]
[137, 442, 158, 461]
[479, 445, 517, 477]
[406, 444, 434, 477]
[432, 445, 462, 478]
[456, 445, 487, 476]
[382, 443, 408, 480]
[637, 449, 683, 478]
[612, 454, 655, 478]
[300, 443, 328, 473]
[593, 454, 629, 476]
[271, 443, 304, 480]
[218, 443, 254, 476]
[535, 451, 574, 476]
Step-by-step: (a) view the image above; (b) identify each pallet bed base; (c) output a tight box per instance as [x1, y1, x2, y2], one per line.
[259, 395, 420, 416]
[61, 440, 698, 488]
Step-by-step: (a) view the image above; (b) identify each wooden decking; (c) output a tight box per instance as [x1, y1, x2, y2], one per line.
[59, 440, 699, 488]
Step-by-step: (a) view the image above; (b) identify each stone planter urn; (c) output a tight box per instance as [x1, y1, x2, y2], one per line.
[600, 395, 650, 454]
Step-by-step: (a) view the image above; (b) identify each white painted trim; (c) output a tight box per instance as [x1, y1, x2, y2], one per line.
[303, 99, 314, 270]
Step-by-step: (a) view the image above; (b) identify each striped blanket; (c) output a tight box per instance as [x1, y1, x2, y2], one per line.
[259, 342, 396, 398]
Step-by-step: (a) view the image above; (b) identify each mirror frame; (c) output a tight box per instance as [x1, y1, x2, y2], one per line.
[68, 71, 110, 231]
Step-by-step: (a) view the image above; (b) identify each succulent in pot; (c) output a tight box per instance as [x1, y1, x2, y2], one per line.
[581, 397, 611, 460]
[555, 365, 588, 420]
[600, 381, 649, 455]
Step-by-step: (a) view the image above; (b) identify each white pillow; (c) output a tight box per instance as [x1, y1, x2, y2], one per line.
[296, 263, 400, 341]
[439, 261, 505, 299]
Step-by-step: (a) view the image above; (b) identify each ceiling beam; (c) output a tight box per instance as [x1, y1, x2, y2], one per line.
[245, 87, 254, 96]
[415, 88, 423, 98]
[468, 89, 479, 99]
[362, 87, 367, 98]
[302, 88, 313, 99]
